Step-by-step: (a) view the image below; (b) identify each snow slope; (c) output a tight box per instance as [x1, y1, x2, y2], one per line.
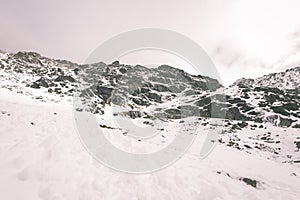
[0, 89, 300, 200]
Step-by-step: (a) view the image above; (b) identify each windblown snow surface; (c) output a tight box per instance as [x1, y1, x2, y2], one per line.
[0, 89, 300, 199]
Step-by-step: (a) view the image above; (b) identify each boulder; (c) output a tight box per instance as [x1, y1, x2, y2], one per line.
[55, 75, 76, 83]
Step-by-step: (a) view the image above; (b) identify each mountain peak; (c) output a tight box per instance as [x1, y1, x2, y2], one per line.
[231, 77, 255, 87]
[230, 66, 300, 90]
[285, 66, 300, 72]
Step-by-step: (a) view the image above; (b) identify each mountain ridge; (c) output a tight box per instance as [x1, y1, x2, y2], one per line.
[0, 50, 299, 129]
[1, 50, 300, 182]
[231, 66, 300, 90]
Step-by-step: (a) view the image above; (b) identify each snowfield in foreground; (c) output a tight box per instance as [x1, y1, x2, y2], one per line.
[0, 89, 300, 200]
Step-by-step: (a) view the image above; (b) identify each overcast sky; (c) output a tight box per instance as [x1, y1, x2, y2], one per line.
[1, 0, 300, 86]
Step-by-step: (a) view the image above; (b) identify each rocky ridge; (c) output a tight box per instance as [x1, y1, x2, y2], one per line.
[0, 50, 300, 165]
[0, 51, 299, 127]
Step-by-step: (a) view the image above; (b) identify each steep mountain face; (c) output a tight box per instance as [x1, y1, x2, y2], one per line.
[227, 67, 300, 128]
[0, 51, 226, 120]
[75, 61, 226, 122]
[0, 51, 299, 127]
[1, 51, 300, 198]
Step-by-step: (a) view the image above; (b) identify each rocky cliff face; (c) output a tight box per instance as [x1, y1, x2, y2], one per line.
[0, 51, 299, 128]
[227, 66, 300, 127]
[1, 50, 300, 167]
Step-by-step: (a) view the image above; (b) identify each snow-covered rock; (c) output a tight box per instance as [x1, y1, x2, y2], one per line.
[0, 51, 300, 199]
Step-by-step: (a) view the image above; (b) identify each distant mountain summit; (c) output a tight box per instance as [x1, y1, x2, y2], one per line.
[231, 66, 300, 90]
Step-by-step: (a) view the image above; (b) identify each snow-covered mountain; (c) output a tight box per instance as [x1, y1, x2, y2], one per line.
[1, 51, 299, 127]
[231, 66, 300, 90]
[227, 67, 300, 128]
[0, 51, 300, 199]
